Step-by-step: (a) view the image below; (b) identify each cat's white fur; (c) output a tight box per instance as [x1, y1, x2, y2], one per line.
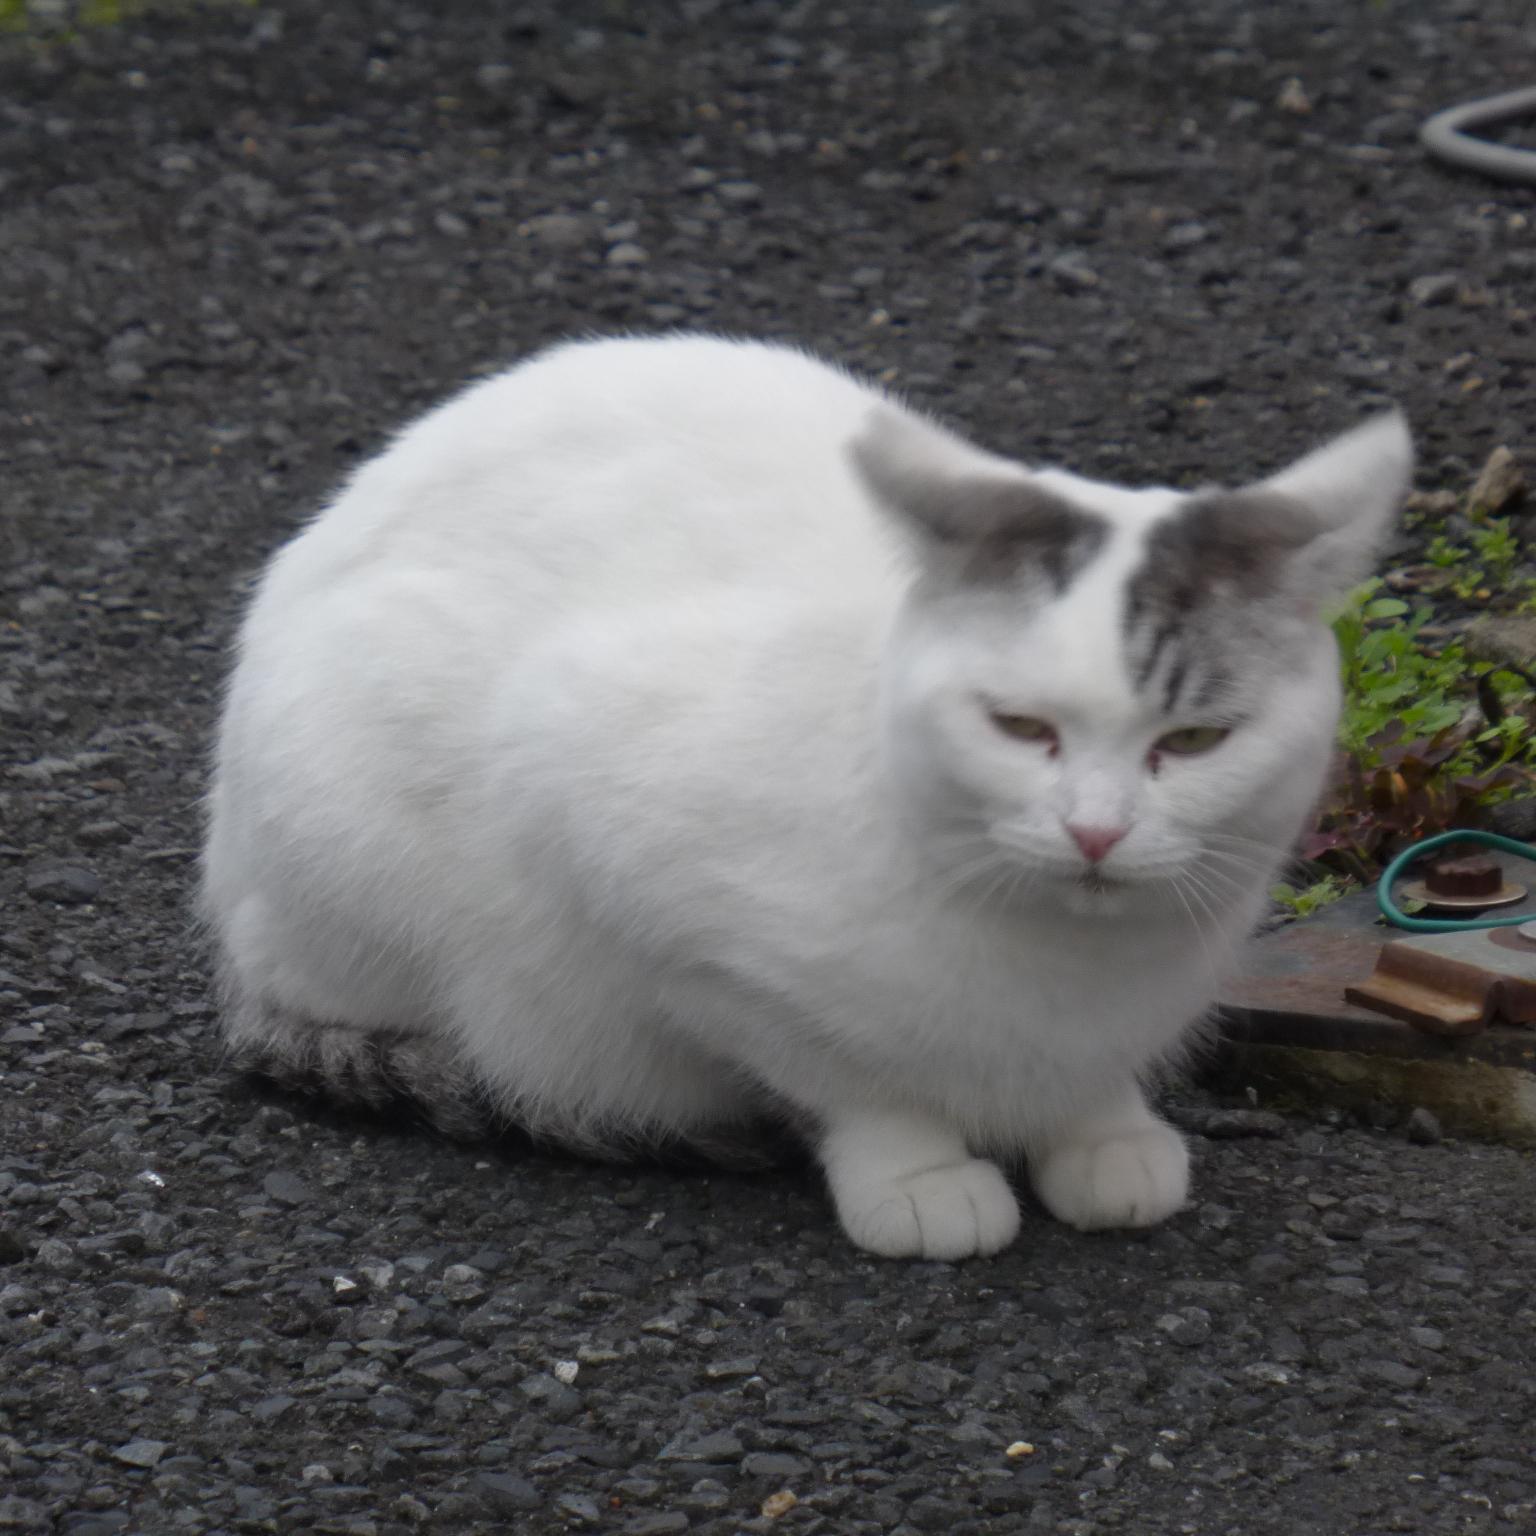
[202, 334, 1411, 1259]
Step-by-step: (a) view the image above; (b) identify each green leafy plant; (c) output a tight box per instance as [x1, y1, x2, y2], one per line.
[1332, 582, 1467, 751]
[1269, 874, 1354, 918]
[1471, 522, 1522, 585]
[1423, 533, 1467, 570]
[1416, 524, 1532, 603]
[1420, 534, 1489, 600]
[1307, 580, 1536, 888]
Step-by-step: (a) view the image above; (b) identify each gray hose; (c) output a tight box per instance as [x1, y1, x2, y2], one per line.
[1421, 84, 1536, 184]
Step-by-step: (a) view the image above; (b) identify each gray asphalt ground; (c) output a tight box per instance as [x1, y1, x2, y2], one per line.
[3, 2, 1536, 1533]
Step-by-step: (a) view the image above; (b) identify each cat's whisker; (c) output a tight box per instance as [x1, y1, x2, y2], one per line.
[1164, 871, 1224, 997]
[929, 838, 1010, 892]
[1183, 869, 1238, 932]
[1187, 855, 1267, 894]
[1191, 847, 1276, 884]
[1175, 871, 1238, 997]
[1180, 864, 1263, 932]
[1203, 829, 1291, 858]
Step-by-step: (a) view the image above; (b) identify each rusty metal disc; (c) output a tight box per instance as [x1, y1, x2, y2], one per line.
[1399, 879, 1527, 912]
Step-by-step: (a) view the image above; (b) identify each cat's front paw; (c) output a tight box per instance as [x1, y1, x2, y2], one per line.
[833, 1158, 1020, 1260]
[1032, 1121, 1189, 1231]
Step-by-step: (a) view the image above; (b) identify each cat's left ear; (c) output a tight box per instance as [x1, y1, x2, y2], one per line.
[849, 406, 1106, 587]
[1255, 409, 1414, 602]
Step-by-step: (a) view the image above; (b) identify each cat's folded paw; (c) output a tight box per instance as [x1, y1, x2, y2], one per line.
[834, 1158, 1020, 1260]
[1032, 1121, 1189, 1231]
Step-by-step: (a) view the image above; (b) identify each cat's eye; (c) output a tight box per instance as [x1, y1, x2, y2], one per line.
[989, 711, 1058, 748]
[1154, 725, 1231, 756]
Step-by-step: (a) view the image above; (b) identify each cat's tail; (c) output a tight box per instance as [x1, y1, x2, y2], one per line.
[217, 988, 793, 1172]
[219, 987, 496, 1142]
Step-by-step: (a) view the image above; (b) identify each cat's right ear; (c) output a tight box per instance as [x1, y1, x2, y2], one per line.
[848, 408, 1106, 587]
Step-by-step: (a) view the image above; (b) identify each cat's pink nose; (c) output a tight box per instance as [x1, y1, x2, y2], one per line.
[1067, 823, 1130, 864]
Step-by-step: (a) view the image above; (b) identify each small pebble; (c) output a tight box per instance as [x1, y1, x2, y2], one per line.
[1468, 445, 1526, 514]
[628, 1516, 691, 1535]
[25, 863, 101, 905]
[474, 1473, 540, 1513]
[261, 1171, 312, 1206]
[1198, 1109, 1287, 1140]
[1408, 273, 1458, 307]
[441, 1263, 488, 1302]
[1047, 254, 1099, 292]
[112, 1439, 168, 1470]
[523, 213, 590, 249]
[657, 1430, 744, 1463]
[743, 1452, 808, 1479]
[518, 1373, 583, 1422]
[1275, 76, 1312, 114]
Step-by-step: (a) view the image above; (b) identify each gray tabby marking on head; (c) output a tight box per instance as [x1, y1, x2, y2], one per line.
[1123, 489, 1320, 712]
[851, 417, 1108, 592]
[920, 479, 1109, 592]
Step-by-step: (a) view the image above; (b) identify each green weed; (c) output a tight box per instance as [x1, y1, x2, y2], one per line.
[1305, 578, 1536, 890]
[1269, 875, 1355, 918]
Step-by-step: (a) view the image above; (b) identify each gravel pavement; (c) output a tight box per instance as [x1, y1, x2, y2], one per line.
[4, 3, 1536, 1533]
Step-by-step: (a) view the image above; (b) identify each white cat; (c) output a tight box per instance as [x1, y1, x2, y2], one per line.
[201, 334, 1410, 1260]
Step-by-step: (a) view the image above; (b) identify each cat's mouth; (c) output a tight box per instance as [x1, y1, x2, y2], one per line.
[1075, 869, 1127, 894]
[1061, 868, 1137, 917]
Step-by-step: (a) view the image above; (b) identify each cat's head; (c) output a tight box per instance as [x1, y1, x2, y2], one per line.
[852, 403, 1412, 916]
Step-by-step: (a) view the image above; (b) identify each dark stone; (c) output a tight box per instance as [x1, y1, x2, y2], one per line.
[111, 1439, 168, 1469]
[553, 1493, 603, 1524]
[657, 1430, 744, 1464]
[58, 1516, 130, 1536]
[1487, 796, 1536, 843]
[1357, 1360, 1425, 1390]
[261, 1171, 313, 1206]
[75, 820, 130, 847]
[1408, 273, 1458, 307]
[1194, 1109, 1288, 1140]
[624, 1515, 690, 1535]
[250, 1394, 298, 1423]
[742, 1451, 811, 1479]
[367, 1394, 418, 1429]
[473, 1473, 540, 1514]
[0, 1499, 48, 1532]
[24, 864, 101, 905]
[518, 1374, 583, 1422]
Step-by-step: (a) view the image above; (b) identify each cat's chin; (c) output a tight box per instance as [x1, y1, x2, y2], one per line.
[1061, 872, 1137, 918]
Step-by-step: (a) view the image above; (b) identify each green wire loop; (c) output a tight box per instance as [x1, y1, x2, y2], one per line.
[1377, 829, 1536, 932]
